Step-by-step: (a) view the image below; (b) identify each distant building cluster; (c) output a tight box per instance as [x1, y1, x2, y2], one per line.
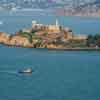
[32, 19, 60, 33]
[31, 19, 87, 41]
[0, 0, 98, 10]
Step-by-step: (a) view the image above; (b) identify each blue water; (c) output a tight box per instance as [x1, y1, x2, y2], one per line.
[0, 14, 100, 34]
[0, 13, 100, 100]
[0, 46, 100, 100]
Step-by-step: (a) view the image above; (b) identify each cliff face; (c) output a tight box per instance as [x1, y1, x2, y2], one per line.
[9, 36, 32, 47]
[0, 32, 33, 47]
[0, 32, 10, 44]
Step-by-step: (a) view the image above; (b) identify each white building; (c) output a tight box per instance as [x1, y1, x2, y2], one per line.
[32, 19, 61, 33]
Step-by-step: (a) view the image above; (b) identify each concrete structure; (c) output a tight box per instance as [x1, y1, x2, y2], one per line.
[32, 19, 60, 33]
[73, 34, 87, 40]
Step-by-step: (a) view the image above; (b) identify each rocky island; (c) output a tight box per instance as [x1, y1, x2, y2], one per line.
[0, 19, 100, 51]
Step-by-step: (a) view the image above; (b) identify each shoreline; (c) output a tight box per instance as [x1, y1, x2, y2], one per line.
[1, 43, 100, 51]
[48, 48, 100, 51]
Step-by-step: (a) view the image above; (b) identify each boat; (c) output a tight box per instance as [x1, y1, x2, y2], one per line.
[18, 68, 33, 74]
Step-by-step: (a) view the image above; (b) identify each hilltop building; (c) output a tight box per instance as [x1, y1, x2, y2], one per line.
[31, 19, 87, 41]
[32, 19, 60, 33]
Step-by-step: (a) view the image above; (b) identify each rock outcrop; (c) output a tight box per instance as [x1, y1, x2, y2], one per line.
[0, 32, 33, 47]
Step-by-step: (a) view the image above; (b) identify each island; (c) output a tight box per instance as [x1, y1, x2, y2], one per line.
[0, 19, 100, 51]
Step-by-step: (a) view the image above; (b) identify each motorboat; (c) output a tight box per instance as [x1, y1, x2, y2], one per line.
[18, 68, 33, 74]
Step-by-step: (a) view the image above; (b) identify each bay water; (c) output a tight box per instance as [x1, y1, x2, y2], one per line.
[0, 12, 100, 100]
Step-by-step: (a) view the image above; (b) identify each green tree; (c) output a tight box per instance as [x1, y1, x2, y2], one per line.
[32, 29, 40, 34]
[43, 32, 48, 36]
[19, 30, 23, 33]
[86, 35, 94, 46]
[94, 34, 100, 40]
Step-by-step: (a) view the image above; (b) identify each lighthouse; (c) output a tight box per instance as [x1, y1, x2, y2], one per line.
[56, 19, 59, 27]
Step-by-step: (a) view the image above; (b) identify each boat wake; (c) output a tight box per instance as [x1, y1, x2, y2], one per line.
[0, 70, 17, 75]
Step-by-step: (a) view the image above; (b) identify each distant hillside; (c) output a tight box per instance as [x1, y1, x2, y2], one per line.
[0, 0, 100, 16]
[0, 0, 99, 9]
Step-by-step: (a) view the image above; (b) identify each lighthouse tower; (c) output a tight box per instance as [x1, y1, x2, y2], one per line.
[56, 19, 59, 27]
